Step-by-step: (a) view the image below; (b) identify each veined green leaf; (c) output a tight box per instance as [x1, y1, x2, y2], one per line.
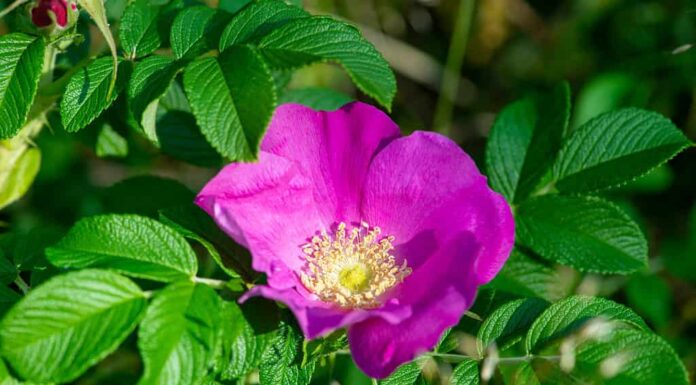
[379, 359, 425, 385]
[0, 34, 45, 140]
[183, 46, 276, 160]
[128, 55, 184, 131]
[160, 204, 252, 279]
[486, 83, 570, 203]
[553, 108, 691, 193]
[60, 57, 129, 133]
[525, 295, 647, 353]
[259, 322, 315, 385]
[219, 0, 307, 50]
[450, 358, 480, 385]
[171, 6, 231, 59]
[0, 270, 147, 383]
[138, 282, 221, 385]
[217, 299, 279, 380]
[477, 298, 549, 356]
[575, 328, 688, 385]
[516, 195, 648, 274]
[119, 0, 163, 59]
[487, 249, 566, 301]
[46, 214, 197, 282]
[257, 17, 395, 110]
[77, 0, 119, 98]
[485, 98, 535, 202]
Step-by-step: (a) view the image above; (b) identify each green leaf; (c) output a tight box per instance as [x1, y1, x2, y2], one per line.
[96, 124, 128, 157]
[160, 204, 252, 280]
[156, 111, 222, 167]
[138, 281, 221, 385]
[171, 6, 231, 59]
[101, 175, 195, 217]
[477, 298, 549, 356]
[486, 83, 569, 202]
[571, 72, 649, 129]
[217, 298, 280, 380]
[0, 147, 40, 210]
[60, 57, 128, 132]
[450, 358, 480, 385]
[525, 295, 647, 353]
[302, 331, 347, 365]
[553, 108, 691, 193]
[485, 98, 535, 202]
[46, 214, 198, 282]
[280, 87, 352, 111]
[183, 46, 276, 161]
[0, 286, 20, 316]
[219, 0, 253, 14]
[516, 195, 648, 274]
[259, 321, 314, 385]
[575, 329, 688, 385]
[119, 0, 163, 59]
[379, 359, 424, 385]
[217, 300, 279, 378]
[219, 0, 307, 50]
[78, 0, 119, 98]
[0, 34, 45, 139]
[0, 269, 147, 383]
[127, 55, 184, 135]
[0, 227, 62, 272]
[257, 16, 396, 110]
[487, 249, 565, 301]
[0, 250, 17, 284]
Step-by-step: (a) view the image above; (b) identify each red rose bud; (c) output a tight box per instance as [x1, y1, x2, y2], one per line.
[30, 0, 78, 30]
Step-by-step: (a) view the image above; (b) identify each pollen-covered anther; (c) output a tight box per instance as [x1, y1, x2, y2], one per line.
[300, 222, 411, 308]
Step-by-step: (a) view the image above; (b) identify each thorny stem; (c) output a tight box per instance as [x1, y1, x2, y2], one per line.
[433, 0, 477, 136]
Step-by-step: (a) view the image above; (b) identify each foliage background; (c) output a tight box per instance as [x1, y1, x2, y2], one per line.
[1, 0, 696, 383]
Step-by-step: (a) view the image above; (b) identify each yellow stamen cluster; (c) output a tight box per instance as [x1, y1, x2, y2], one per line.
[300, 222, 411, 308]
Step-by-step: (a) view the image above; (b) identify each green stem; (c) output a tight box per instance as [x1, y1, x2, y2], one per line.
[193, 277, 228, 290]
[427, 352, 561, 364]
[432, 0, 477, 136]
[14, 275, 30, 294]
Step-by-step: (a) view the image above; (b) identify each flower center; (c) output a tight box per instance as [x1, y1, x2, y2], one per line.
[300, 222, 411, 308]
[338, 264, 370, 292]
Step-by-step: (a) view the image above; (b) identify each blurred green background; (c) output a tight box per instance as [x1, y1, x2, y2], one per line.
[2, 0, 696, 383]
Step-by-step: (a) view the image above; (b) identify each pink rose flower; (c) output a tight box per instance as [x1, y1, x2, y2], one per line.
[196, 102, 515, 378]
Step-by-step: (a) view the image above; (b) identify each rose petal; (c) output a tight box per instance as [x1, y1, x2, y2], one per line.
[242, 285, 412, 339]
[347, 235, 479, 378]
[361, 131, 514, 283]
[261, 102, 400, 223]
[196, 152, 325, 275]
